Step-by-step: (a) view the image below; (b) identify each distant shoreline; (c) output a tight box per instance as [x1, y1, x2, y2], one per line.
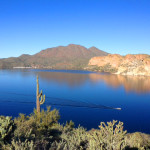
[0, 67, 149, 77]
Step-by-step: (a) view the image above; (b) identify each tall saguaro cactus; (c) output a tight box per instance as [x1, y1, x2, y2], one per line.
[36, 75, 45, 112]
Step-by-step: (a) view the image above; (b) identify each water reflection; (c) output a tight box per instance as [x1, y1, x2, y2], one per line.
[37, 71, 150, 93]
[1, 69, 150, 133]
[37, 71, 89, 87]
[1, 70, 150, 94]
[89, 73, 150, 94]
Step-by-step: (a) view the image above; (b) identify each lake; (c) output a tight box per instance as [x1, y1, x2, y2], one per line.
[0, 69, 150, 133]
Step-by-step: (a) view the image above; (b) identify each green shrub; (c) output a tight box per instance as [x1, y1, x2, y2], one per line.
[1, 108, 150, 150]
[87, 120, 127, 150]
[12, 106, 60, 150]
[10, 139, 35, 150]
[31, 106, 60, 130]
[14, 113, 35, 140]
[125, 132, 150, 149]
[0, 116, 14, 145]
[59, 126, 88, 150]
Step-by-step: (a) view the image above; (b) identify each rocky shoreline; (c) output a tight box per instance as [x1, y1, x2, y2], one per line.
[88, 54, 150, 76]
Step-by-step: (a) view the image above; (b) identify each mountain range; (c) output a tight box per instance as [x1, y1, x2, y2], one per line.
[0, 44, 108, 69]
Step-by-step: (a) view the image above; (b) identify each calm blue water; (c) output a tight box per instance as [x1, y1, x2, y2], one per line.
[0, 69, 150, 133]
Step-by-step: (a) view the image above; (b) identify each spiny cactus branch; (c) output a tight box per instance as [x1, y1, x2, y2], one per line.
[40, 95, 45, 105]
[36, 75, 46, 112]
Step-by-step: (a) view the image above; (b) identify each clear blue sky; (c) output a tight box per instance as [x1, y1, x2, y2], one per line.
[0, 0, 150, 58]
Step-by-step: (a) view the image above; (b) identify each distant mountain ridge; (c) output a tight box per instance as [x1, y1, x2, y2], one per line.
[0, 44, 108, 69]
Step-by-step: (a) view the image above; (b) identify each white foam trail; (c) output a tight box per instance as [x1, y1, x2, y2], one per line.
[115, 108, 121, 110]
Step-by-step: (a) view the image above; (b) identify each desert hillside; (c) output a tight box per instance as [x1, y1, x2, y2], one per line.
[0, 44, 108, 69]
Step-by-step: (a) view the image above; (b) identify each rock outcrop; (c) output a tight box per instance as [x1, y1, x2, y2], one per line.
[88, 54, 150, 76]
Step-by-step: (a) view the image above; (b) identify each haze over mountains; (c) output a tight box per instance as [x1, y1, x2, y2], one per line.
[0, 44, 108, 69]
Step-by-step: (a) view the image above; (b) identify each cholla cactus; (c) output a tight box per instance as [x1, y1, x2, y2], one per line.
[60, 126, 87, 150]
[88, 120, 127, 150]
[36, 75, 46, 113]
[11, 139, 35, 150]
[0, 116, 14, 143]
[99, 120, 127, 150]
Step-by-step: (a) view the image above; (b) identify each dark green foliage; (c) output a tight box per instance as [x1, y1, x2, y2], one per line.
[65, 120, 75, 129]
[30, 107, 60, 130]
[125, 132, 150, 150]
[14, 107, 60, 138]
[10, 139, 35, 150]
[0, 116, 14, 145]
[86, 64, 118, 73]
[11, 107, 60, 150]
[50, 126, 88, 150]
[1, 109, 150, 150]
[87, 120, 127, 150]
[96, 64, 117, 73]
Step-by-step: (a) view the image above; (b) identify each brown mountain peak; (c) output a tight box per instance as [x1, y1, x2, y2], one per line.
[89, 46, 108, 56]
[0, 44, 108, 69]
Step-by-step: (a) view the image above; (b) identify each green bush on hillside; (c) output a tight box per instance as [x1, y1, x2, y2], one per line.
[87, 120, 127, 150]
[0, 107, 150, 150]
[0, 116, 14, 145]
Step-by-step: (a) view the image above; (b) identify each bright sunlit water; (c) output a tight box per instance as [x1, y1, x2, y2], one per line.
[0, 69, 150, 133]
